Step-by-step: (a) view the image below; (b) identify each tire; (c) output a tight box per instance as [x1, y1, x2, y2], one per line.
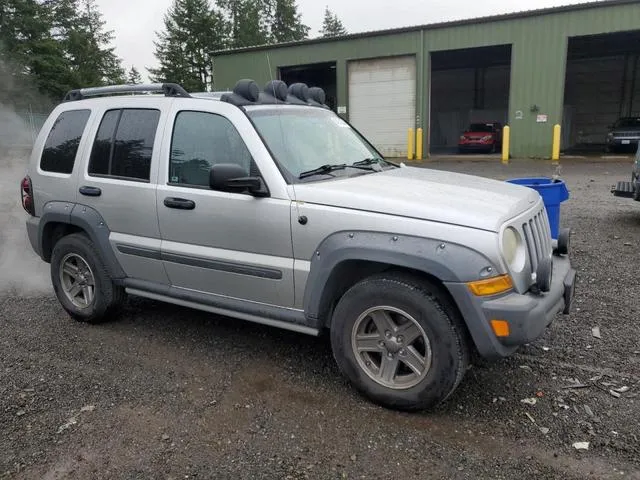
[51, 233, 125, 323]
[330, 273, 469, 411]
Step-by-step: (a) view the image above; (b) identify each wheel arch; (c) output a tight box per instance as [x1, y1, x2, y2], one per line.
[38, 202, 125, 279]
[303, 231, 497, 330]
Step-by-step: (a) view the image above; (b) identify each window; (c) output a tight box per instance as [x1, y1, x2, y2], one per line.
[169, 111, 254, 187]
[88, 109, 160, 181]
[40, 109, 91, 174]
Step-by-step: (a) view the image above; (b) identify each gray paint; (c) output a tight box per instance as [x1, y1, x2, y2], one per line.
[444, 254, 573, 358]
[303, 230, 499, 321]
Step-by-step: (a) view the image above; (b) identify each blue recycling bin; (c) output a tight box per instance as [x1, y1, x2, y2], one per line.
[506, 177, 569, 239]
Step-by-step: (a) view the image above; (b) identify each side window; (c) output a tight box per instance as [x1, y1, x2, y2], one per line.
[40, 109, 91, 174]
[169, 111, 254, 187]
[88, 108, 160, 181]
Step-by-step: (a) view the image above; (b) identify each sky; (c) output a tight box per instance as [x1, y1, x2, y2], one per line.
[95, 0, 603, 80]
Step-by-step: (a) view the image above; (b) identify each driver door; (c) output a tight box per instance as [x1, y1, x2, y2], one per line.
[155, 102, 295, 307]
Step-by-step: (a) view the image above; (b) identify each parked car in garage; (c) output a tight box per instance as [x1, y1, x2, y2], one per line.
[458, 122, 502, 153]
[606, 116, 640, 153]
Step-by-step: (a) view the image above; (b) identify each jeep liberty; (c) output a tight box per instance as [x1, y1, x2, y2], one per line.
[21, 80, 576, 411]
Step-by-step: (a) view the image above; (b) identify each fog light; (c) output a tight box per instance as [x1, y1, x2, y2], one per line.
[554, 228, 571, 256]
[536, 256, 552, 292]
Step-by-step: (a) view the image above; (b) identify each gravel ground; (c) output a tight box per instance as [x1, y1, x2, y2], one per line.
[1, 156, 639, 479]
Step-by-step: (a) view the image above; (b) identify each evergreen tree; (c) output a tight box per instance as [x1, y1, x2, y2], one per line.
[50, 0, 125, 87]
[270, 0, 309, 43]
[219, 0, 271, 48]
[127, 66, 143, 84]
[319, 6, 347, 38]
[149, 0, 229, 92]
[0, 0, 67, 106]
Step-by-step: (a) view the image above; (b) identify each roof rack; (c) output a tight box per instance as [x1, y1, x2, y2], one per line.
[62, 83, 191, 102]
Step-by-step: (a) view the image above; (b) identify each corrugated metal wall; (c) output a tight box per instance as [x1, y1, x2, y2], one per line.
[214, 1, 640, 158]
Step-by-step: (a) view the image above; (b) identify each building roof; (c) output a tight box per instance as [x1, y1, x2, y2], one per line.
[213, 0, 637, 56]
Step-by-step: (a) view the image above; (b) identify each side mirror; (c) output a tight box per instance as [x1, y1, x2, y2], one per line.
[209, 163, 269, 197]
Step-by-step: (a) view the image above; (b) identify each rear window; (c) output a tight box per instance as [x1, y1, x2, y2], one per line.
[88, 108, 160, 182]
[40, 110, 91, 174]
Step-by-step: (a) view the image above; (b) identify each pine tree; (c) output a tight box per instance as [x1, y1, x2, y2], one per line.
[0, 0, 69, 107]
[51, 0, 125, 87]
[149, 0, 229, 92]
[319, 6, 347, 38]
[270, 0, 309, 43]
[219, 0, 271, 48]
[127, 66, 142, 84]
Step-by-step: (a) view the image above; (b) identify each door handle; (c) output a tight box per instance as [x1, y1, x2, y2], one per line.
[79, 185, 101, 197]
[164, 197, 195, 210]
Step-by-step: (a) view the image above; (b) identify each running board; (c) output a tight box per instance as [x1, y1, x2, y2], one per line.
[125, 288, 320, 337]
[611, 181, 636, 198]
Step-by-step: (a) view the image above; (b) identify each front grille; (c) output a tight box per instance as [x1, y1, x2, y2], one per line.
[522, 206, 551, 272]
[614, 131, 640, 138]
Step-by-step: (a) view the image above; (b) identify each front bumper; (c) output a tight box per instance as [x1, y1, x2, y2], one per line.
[445, 255, 576, 359]
[458, 143, 494, 151]
[607, 137, 640, 148]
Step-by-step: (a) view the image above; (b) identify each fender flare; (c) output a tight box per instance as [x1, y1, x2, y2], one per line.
[302, 230, 498, 322]
[38, 202, 125, 279]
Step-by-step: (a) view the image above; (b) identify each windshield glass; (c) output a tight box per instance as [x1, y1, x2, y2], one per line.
[614, 117, 640, 128]
[468, 123, 496, 132]
[247, 107, 382, 180]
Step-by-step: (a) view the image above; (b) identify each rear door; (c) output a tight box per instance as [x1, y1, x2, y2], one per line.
[77, 98, 170, 285]
[155, 100, 295, 307]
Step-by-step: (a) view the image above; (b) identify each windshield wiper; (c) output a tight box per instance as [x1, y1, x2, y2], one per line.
[299, 163, 346, 179]
[353, 157, 398, 168]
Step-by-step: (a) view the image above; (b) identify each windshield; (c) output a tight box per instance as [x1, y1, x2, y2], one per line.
[247, 107, 383, 180]
[614, 117, 640, 128]
[468, 123, 496, 132]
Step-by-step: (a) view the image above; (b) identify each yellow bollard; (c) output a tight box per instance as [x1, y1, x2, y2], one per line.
[552, 124, 561, 163]
[501, 125, 510, 164]
[407, 128, 415, 160]
[416, 128, 423, 160]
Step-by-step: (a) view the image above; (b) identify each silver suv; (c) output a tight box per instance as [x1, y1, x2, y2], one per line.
[21, 80, 576, 411]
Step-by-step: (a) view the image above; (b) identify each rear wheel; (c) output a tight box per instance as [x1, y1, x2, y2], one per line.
[330, 273, 469, 411]
[51, 233, 125, 323]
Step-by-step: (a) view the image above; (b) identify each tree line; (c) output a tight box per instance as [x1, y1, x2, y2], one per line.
[149, 0, 347, 91]
[0, 0, 347, 108]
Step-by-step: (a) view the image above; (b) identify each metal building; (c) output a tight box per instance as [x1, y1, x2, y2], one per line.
[213, 0, 640, 159]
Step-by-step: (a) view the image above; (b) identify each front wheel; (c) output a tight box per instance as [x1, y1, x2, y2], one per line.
[330, 273, 469, 411]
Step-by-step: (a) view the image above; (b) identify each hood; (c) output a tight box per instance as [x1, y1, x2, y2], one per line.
[292, 166, 540, 232]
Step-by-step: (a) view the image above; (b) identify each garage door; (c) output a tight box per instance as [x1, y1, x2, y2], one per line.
[348, 56, 416, 158]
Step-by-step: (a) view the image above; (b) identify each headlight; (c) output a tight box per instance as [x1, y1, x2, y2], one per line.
[481, 135, 493, 141]
[501, 227, 525, 272]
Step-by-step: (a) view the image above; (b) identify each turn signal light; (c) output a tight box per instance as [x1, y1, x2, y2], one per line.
[490, 319, 510, 337]
[467, 274, 513, 296]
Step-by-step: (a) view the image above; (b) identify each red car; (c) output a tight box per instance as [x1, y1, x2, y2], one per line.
[458, 122, 503, 153]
